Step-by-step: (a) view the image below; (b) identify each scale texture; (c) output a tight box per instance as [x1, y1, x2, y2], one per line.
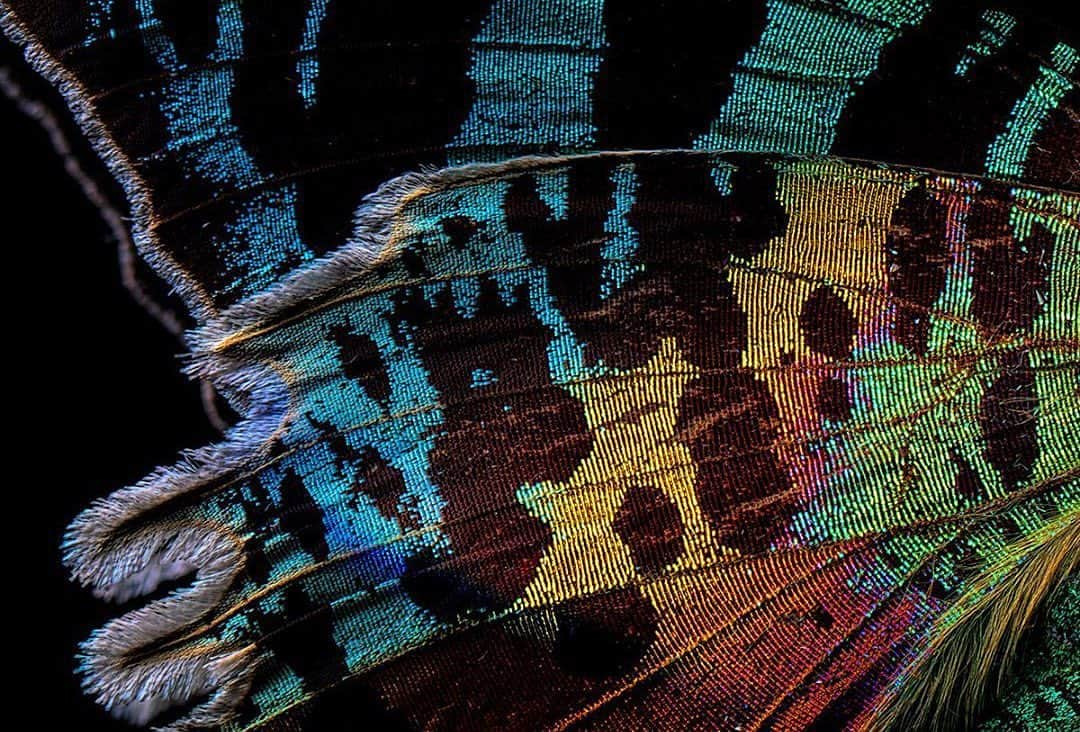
[1, 1, 1077, 730]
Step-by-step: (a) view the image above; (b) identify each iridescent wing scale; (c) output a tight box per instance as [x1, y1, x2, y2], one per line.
[1, 1, 1077, 729]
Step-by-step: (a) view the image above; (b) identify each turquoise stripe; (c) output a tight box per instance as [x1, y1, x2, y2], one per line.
[297, 0, 332, 109]
[693, 0, 931, 156]
[133, 0, 312, 299]
[448, 0, 606, 165]
[985, 43, 1079, 179]
[600, 163, 641, 300]
[82, 0, 116, 45]
[955, 10, 1016, 77]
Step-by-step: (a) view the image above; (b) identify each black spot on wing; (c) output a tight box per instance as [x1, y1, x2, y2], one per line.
[677, 370, 793, 555]
[808, 604, 835, 631]
[981, 350, 1039, 492]
[292, 0, 492, 255]
[327, 324, 391, 403]
[800, 286, 856, 361]
[817, 376, 852, 422]
[278, 468, 330, 563]
[347, 446, 415, 531]
[971, 220, 1054, 337]
[613, 483, 685, 576]
[154, 0, 220, 64]
[596, 0, 768, 149]
[554, 588, 658, 678]
[832, 3, 1042, 174]
[441, 216, 479, 251]
[886, 185, 949, 356]
[257, 585, 349, 693]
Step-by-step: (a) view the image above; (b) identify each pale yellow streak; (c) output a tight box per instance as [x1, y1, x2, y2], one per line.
[516, 338, 726, 608]
[730, 161, 917, 443]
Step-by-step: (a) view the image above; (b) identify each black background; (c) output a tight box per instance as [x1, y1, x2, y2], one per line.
[2, 41, 218, 730]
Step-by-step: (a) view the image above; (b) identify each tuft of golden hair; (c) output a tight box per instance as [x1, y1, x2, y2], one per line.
[869, 508, 1078, 732]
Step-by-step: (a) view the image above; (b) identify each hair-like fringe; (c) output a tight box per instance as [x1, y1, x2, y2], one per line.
[0, 5, 218, 319]
[869, 509, 1079, 732]
[60, 356, 289, 728]
[187, 150, 674, 358]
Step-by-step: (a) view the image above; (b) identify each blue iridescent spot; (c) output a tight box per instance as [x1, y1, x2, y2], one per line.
[471, 368, 498, 388]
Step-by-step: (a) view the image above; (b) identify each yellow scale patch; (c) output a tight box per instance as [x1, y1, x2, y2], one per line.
[512, 163, 923, 659]
[729, 161, 917, 480]
[517, 337, 726, 608]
